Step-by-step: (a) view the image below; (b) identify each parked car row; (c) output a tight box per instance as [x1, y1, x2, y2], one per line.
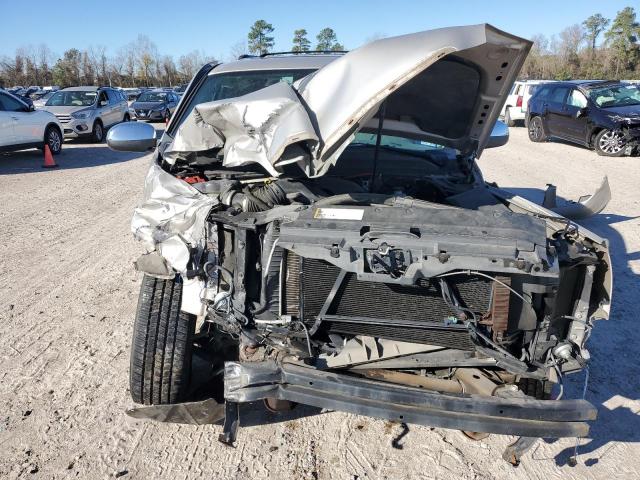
[0, 81, 186, 155]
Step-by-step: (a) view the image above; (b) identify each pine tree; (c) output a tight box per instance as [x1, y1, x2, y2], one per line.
[248, 20, 275, 55]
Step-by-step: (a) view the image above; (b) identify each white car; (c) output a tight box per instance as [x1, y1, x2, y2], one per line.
[0, 89, 63, 155]
[501, 80, 552, 126]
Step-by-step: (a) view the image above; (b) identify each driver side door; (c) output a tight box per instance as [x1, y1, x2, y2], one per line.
[561, 88, 589, 144]
[96, 90, 113, 127]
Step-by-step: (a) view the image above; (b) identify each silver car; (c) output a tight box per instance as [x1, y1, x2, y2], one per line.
[108, 24, 612, 464]
[43, 86, 130, 142]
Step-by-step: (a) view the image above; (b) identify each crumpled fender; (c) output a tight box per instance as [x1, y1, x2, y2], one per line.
[131, 162, 217, 273]
[131, 163, 215, 316]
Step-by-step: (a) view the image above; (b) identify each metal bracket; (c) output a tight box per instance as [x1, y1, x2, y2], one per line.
[218, 401, 240, 446]
[569, 265, 595, 349]
[502, 436, 539, 466]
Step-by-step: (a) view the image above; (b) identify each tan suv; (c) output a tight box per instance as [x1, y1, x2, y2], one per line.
[42, 86, 130, 142]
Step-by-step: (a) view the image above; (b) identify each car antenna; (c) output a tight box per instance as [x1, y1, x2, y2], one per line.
[370, 100, 386, 193]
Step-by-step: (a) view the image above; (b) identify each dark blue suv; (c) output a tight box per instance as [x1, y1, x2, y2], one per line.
[527, 80, 640, 156]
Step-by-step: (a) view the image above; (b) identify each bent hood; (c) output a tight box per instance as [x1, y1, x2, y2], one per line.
[165, 24, 531, 177]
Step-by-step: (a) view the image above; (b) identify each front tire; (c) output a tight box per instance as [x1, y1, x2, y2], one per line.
[91, 120, 104, 143]
[528, 116, 547, 142]
[130, 275, 196, 405]
[44, 126, 62, 155]
[594, 129, 626, 157]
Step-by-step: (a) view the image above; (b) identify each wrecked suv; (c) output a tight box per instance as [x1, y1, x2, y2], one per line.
[108, 25, 612, 464]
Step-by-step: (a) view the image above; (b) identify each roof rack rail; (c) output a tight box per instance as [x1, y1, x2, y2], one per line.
[237, 51, 348, 60]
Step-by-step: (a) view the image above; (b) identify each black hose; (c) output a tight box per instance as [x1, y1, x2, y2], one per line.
[242, 183, 287, 212]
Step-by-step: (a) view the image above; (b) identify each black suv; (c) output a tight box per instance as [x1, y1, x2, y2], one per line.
[527, 80, 640, 156]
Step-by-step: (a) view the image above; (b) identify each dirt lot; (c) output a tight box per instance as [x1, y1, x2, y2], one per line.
[0, 126, 638, 479]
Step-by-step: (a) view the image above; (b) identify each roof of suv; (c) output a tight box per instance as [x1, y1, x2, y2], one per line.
[543, 80, 611, 88]
[61, 86, 100, 91]
[211, 53, 343, 75]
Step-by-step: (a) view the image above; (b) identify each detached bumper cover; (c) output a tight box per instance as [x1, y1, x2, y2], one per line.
[224, 361, 596, 438]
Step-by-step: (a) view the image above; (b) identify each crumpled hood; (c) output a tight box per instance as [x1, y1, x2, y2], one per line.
[164, 23, 531, 177]
[601, 105, 640, 123]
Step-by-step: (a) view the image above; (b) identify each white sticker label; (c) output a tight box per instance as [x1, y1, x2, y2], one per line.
[314, 208, 364, 220]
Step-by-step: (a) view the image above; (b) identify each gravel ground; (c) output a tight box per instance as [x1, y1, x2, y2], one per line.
[0, 126, 638, 479]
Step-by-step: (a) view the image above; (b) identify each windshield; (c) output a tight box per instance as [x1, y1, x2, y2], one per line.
[177, 69, 314, 128]
[138, 92, 167, 102]
[351, 133, 459, 161]
[46, 91, 97, 107]
[588, 84, 640, 108]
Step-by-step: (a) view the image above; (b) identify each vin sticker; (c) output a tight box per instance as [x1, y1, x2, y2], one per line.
[314, 208, 364, 221]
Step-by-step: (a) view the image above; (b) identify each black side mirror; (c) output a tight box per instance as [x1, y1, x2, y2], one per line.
[576, 107, 588, 118]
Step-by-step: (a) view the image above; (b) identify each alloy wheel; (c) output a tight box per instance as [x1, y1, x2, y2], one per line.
[598, 130, 625, 155]
[528, 118, 542, 140]
[48, 129, 61, 153]
[95, 123, 103, 141]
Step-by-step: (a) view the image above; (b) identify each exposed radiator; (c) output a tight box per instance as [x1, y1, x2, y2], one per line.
[282, 254, 495, 350]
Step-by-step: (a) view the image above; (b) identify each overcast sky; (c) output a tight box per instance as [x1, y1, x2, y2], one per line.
[0, 0, 634, 59]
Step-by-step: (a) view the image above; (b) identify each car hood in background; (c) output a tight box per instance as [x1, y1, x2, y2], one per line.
[132, 101, 166, 110]
[164, 24, 531, 177]
[43, 105, 95, 115]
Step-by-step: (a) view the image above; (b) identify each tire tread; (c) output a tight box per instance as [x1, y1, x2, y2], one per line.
[129, 275, 195, 405]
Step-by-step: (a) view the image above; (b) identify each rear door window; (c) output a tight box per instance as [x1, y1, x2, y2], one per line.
[549, 87, 570, 104]
[533, 85, 552, 101]
[106, 90, 120, 104]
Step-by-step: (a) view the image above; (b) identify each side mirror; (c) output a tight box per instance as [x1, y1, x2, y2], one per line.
[576, 107, 588, 118]
[107, 122, 157, 152]
[486, 120, 509, 149]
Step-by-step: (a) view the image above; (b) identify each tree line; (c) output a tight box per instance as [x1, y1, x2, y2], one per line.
[0, 20, 346, 89]
[0, 35, 217, 89]
[2, 7, 637, 89]
[521, 7, 640, 80]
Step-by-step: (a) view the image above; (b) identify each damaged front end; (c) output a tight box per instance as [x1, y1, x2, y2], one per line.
[121, 24, 612, 464]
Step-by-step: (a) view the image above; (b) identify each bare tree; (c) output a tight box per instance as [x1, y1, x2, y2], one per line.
[228, 41, 247, 61]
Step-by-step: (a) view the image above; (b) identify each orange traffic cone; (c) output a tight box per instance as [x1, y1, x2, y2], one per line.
[42, 144, 58, 168]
